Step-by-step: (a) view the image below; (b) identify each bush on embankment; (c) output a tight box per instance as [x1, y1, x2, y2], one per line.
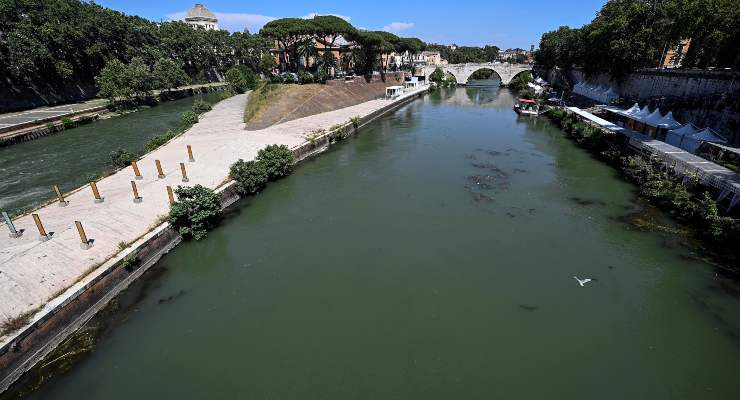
[229, 144, 295, 196]
[545, 108, 740, 266]
[169, 185, 222, 241]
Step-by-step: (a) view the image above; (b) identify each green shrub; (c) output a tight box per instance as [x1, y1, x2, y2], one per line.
[62, 118, 76, 129]
[225, 65, 258, 93]
[144, 130, 178, 152]
[297, 70, 314, 84]
[191, 99, 212, 114]
[181, 111, 199, 127]
[229, 159, 269, 195]
[169, 185, 222, 241]
[109, 148, 137, 168]
[121, 254, 140, 272]
[256, 144, 294, 180]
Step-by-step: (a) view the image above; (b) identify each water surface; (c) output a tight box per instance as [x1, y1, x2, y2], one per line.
[0, 92, 222, 214]
[16, 87, 740, 399]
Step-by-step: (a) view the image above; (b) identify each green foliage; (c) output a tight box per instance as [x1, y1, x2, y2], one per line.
[109, 148, 137, 168]
[426, 44, 500, 63]
[257, 145, 295, 180]
[121, 255, 140, 272]
[229, 159, 269, 195]
[225, 65, 258, 93]
[181, 111, 199, 127]
[536, 0, 740, 76]
[61, 118, 76, 129]
[508, 71, 533, 91]
[169, 185, 222, 241]
[144, 130, 178, 153]
[192, 99, 212, 114]
[152, 58, 189, 91]
[429, 67, 445, 83]
[297, 70, 314, 84]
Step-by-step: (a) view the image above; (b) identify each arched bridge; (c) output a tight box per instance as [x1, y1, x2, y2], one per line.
[420, 63, 532, 86]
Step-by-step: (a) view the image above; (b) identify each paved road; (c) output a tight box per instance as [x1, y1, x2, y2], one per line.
[0, 87, 427, 336]
[0, 83, 226, 133]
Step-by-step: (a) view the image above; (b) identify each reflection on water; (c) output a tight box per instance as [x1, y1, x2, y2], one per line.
[15, 88, 740, 400]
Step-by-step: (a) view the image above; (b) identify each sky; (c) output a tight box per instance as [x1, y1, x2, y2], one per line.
[95, 0, 606, 49]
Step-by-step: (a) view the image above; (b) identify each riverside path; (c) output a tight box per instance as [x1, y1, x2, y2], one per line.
[0, 86, 428, 341]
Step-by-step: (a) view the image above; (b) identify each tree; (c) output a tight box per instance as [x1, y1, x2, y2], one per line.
[429, 67, 445, 83]
[225, 65, 257, 93]
[260, 18, 316, 71]
[95, 59, 133, 102]
[152, 58, 189, 91]
[169, 185, 222, 241]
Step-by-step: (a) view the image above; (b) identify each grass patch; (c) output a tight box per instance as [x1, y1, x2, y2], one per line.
[1, 310, 35, 336]
[244, 81, 282, 123]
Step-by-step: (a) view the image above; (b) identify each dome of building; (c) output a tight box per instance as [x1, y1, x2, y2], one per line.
[186, 4, 217, 22]
[184, 4, 218, 30]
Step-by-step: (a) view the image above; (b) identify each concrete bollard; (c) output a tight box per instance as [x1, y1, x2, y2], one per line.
[180, 163, 189, 182]
[166, 186, 175, 205]
[53, 185, 69, 207]
[75, 221, 93, 249]
[90, 181, 104, 203]
[131, 181, 143, 203]
[3, 211, 22, 238]
[187, 145, 195, 162]
[155, 160, 166, 179]
[131, 161, 143, 180]
[32, 214, 51, 241]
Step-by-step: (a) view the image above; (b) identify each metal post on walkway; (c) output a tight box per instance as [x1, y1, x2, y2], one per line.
[75, 221, 93, 249]
[90, 181, 104, 203]
[53, 185, 69, 207]
[32, 214, 50, 241]
[180, 163, 189, 182]
[155, 160, 166, 179]
[3, 211, 22, 238]
[166, 186, 175, 205]
[131, 181, 142, 203]
[187, 145, 195, 162]
[131, 161, 143, 180]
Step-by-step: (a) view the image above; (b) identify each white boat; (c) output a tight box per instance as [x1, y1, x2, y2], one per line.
[513, 98, 542, 116]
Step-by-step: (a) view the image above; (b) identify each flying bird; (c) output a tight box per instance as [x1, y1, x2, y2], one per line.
[573, 276, 594, 287]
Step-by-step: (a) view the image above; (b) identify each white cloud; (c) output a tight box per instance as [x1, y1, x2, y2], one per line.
[382, 22, 415, 33]
[302, 12, 352, 22]
[166, 11, 276, 33]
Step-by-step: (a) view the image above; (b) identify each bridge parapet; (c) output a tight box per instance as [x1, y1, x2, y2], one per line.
[421, 63, 532, 86]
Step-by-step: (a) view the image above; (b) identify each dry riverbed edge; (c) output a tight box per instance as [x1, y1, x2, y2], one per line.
[0, 85, 429, 393]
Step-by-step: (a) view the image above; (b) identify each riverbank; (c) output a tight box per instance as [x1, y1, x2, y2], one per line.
[9, 87, 740, 400]
[544, 107, 739, 272]
[0, 83, 226, 147]
[0, 84, 428, 393]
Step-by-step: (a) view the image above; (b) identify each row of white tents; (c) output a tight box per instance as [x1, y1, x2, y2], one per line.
[572, 81, 620, 103]
[613, 103, 727, 154]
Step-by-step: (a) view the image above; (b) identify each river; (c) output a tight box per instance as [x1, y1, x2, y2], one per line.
[9, 87, 740, 399]
[0, 92, 223, 215]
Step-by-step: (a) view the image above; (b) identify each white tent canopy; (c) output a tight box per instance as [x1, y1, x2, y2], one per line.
[656, 111, 682, 129]
[665, 123, 698, 148]
[643, 108, 664, 126]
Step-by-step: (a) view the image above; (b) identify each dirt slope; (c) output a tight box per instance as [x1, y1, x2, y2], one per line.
[245, 81, 395, 130]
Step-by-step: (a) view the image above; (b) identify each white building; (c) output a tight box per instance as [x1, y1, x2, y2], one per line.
[185, 4, 219, 30]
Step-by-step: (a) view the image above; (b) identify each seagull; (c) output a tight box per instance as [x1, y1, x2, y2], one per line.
[573, 276, 594, 287]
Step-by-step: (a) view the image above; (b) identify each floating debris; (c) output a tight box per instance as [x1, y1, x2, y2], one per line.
[157, 289, 186, 305]
[518, 304, 538, 312]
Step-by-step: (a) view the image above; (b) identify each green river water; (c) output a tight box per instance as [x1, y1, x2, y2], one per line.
[0, 92, 222, 214]
[6, 87, 740, 399]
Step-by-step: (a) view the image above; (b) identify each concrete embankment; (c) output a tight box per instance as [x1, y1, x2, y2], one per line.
[0, 85, 427, 393]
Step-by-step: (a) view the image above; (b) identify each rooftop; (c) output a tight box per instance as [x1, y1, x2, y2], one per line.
[185, 4, 217, 22]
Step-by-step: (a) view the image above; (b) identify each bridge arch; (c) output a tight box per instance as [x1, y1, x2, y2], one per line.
[466, 68, 502, 85]
[422, 63, 532, 86]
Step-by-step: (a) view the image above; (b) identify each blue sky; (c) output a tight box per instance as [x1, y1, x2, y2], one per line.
[95, 0, 606, 49]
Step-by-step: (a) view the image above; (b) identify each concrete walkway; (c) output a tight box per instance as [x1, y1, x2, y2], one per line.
[0, 86, 427, 331]
[0, 83, 226, 137]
